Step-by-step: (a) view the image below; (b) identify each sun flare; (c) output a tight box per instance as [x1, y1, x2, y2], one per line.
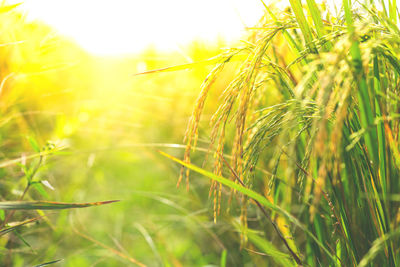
[12, 0, 264, 55]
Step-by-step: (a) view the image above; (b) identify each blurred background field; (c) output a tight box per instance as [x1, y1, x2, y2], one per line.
[0, 1, 259, 266]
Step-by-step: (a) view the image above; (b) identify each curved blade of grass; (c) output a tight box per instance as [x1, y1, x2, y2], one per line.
[33, 259, 63, 267]
[246, 229, 294, 266]
[14, 230, 33, 251]
[0, 200, 119, 210]
[358, 227, 400, 267]
[0, 145, 67, 168]
[133, 191, 226, 250]
[132, 56, 220, 76]
[159, 150, 337, 264]
[134, 223, 162, 265]
[132, 53, 246, 76]
[0, 216, 42, 236]
[72, 226, 146, 267]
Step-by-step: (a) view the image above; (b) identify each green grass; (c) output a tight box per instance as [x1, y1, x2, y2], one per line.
[0, 3, 236, 265]
[176, 0, 400, 265]
[2, 0, 400, 266]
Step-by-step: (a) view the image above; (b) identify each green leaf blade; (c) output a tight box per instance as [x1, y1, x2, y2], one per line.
[0, 200, 119, 210]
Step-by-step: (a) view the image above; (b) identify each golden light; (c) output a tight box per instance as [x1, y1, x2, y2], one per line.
[12, 0, 265, 55]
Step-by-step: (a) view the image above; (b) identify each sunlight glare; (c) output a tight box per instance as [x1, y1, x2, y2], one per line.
[14, 0, 264, 55]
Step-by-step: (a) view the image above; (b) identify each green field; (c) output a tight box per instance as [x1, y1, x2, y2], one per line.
[1, 1, 400, 266]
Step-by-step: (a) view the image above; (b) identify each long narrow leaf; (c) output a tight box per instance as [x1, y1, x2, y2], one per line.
[0, 146, 67, 168]
[0, 216, 42, 236]
[0, 200, 118, 210]
[247, 230, 294, 266]
[159, 150, 337, 263]
[33, 259, 63, 267]
[132, 53, 246, 76]
[289, 0, 316, 52]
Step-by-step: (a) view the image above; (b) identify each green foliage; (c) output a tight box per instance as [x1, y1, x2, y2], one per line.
[0, 2, 235, 265]
[2, 0, 400, 266]
[177, 0, 400, 266]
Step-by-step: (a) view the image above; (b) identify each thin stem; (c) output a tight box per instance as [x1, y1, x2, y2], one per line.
[220, 154, 303, 266]
[1, 155, 43, 228]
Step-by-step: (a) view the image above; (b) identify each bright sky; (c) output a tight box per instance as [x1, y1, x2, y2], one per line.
[13, 0, 265, 55]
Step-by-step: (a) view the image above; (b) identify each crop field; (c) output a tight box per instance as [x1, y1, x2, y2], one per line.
[1, 0, 400, 266]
